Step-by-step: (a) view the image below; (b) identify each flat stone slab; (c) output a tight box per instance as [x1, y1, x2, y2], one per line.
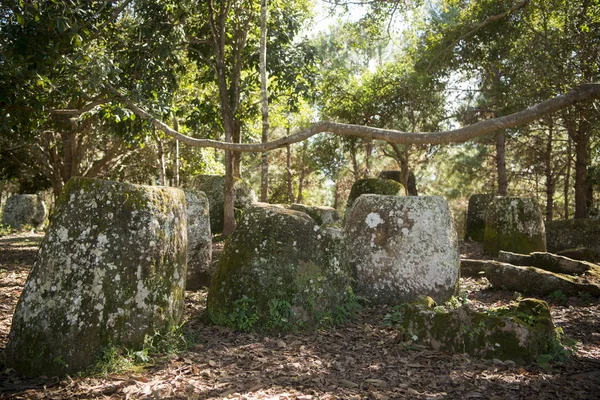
[499, 251, 600, 276]
[460, 259, 600, 296]
[5, 178, 187, 376]
[344, 195, 459, 305]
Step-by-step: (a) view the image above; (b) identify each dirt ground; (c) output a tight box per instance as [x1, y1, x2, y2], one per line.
[1, 234, 599, 399]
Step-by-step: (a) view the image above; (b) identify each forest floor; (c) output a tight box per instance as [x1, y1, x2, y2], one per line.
[1, 233, 599, 399]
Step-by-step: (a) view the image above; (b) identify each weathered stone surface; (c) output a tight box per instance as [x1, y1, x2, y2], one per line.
[185, 190, 212, 290]
[460, 259, 600, 296]
[465, 194, 494, 242]
[344, 195, 459, 305]
[402, 297, 560, 364]
[345, 178, 403, 215]
[556, 247, 600, 263]
[378, 170, 418, 195]
[290, 203, 341, 226]
[190, 174, 256, 234]
[207, 203, 353, 331]
[546, 219, 600, 255]
[1, 194, 47, 229]
[5, 178, 187, 376]
[483, 197, 546, 256]
[498, 251, 600, 276]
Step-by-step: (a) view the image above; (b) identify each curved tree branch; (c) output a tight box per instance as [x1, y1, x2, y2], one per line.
[115, 83, 600, 152]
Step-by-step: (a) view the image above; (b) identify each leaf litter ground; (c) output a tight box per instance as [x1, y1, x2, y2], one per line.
[0, 234, 599, 399]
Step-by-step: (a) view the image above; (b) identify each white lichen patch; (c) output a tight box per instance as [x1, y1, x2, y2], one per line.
[365, 212, 384, 229]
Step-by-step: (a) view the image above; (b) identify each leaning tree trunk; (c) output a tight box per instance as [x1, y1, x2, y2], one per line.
[564, 135, 572, 219]
[496, 131, 508, 196]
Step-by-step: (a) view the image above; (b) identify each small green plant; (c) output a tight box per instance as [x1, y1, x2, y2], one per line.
[383, 304, 405, 328]
[85, 345, 136, 377]
[228, 295, 259, 331]
[0, 223, 14, 236]
[535, 327, 577, 372]
[267, 298, 292, 329]
[548, 289, 568, 303]
[578, 291, 593, 302]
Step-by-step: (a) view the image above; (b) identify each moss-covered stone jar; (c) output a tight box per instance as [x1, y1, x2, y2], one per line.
[207, 203, 354, 332]
[5, 178, 187, 376]
[483, 197, 546, 256]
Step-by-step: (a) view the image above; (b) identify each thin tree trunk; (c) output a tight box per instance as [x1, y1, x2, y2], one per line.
[574, 122, 589, 219]
[564, 135, 572, 219]
[259, 0, 269, 202]
[545, 123, 554, 221]
[496, 131, 508, 196]
[286, 139, 293, 204]
[364, 140, 373, 177]
[173, 116, 180, 187]
[156, 132, 166, 186]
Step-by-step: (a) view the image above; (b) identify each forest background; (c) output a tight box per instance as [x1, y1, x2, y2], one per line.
[1, 0, 599, 237]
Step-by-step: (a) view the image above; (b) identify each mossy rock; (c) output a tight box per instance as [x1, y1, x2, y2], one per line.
[402, 297, 560, 364]
[1, 194, 47, 230]
[344, 195, 459, 305]
[185, 190, 212, 290]
[465, 194, 494, 242]
[189, 174, 256, 234]
[207, 203, 353, 332]
[290, 203, 341, 226]
[546, 219, 600, 255]
[5, 178, 187, 377]
[345, 178, 403, 216]
[483, 197, 546, 257]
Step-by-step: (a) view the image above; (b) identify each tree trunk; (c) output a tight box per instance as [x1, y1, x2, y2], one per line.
[567, 115, 590, 219]
[173, 117, 180, 187]
[574, 130, 588, 219]
[259, 0, 269, 203]
[156, 133, 166, 186]
[496, 131, 508, 196]
[286, 143, 293, 204]
[544, 123, 554, 221]
[364, 140, 373, 177]
[564, 135, 572, 220]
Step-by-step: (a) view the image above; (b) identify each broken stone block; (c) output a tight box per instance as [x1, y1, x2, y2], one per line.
[5, 178, 187, 376]
[401, 296, 561, 364]
[185, 190, 212, 290]
[465, 194, 494, 242]
[460, 259, 600, 296]
[345, 178, 404, 215]
[483, 197, 546, 256]
[546, 219, 600, 255]
[207, 203, 354, 331]
[498, 251, 600, 276]
[1, 194, 47, 230]
[344, 195, 459, 305]
[290, 203, 341, 226]
[189, 174, 256, 234]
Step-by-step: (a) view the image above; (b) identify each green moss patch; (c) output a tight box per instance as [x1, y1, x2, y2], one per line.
[401, 297, 562, 364]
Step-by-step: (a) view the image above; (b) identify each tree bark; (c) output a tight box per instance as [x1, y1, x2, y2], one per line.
[544, 123, 554, 221]
[259, 0, 269, 202]
[496, 131, 508, 196]
[173, 116, 180, 187]
[156, 132, 166, 186]
[564, 135, 571, 219]
[286, 143, 293, 204]
[574, 125, 589, 219]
